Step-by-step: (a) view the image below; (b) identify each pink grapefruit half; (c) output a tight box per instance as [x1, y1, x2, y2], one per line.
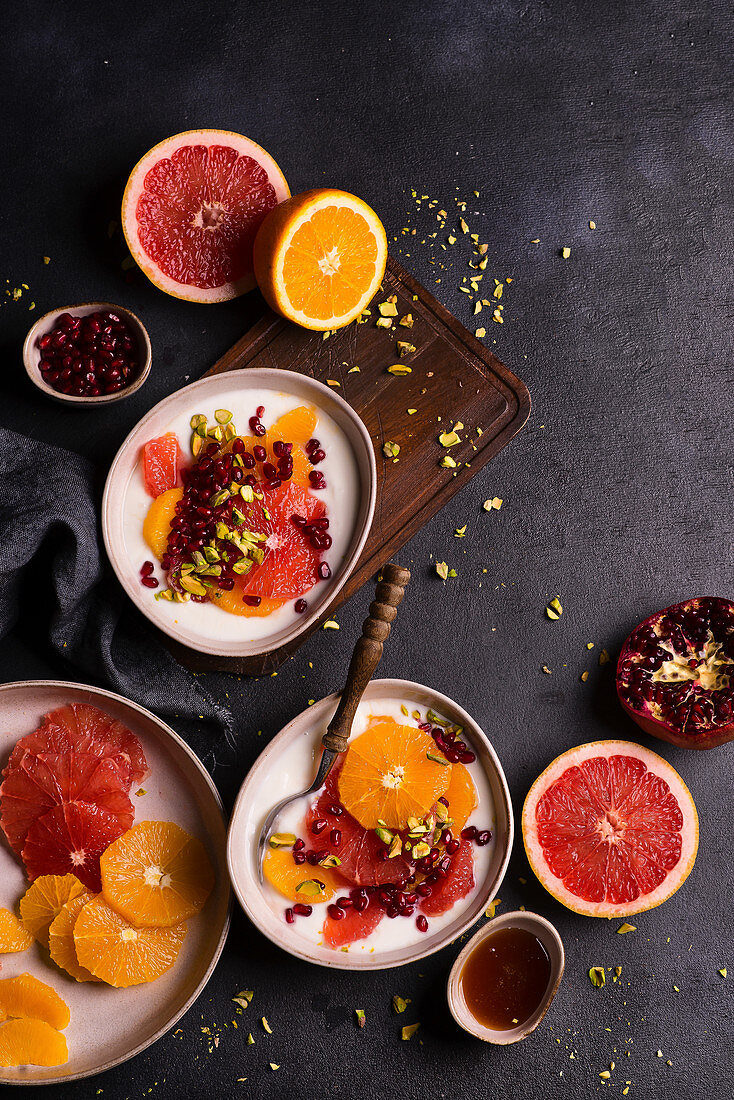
[121, 129, 290, 303]
[522, 740, 698, 917]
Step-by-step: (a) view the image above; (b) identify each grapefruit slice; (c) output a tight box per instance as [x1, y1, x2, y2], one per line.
[5, 704, 148, 788]
[419, 840, 475, 916]
[22, 801, 128, 893]
[122, 130, 290, 303]
[522, 741, 699, 917]
[306, 791, 410, 887]
[143, 433, 182, 498]
[323, 895, 383, 948]
[238, 482, 326, 600]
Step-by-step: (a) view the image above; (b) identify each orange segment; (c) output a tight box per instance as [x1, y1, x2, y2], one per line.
[0, 909, 33, 953]
[266, 405, 317, 487]
[73, 896, 186, 988]
[0, 1018, 68, 1067]
[263, 849, 340, 902]
[444, 763, 478, 834]
[211, 588, 284, 617]
[143, 487, 183, 560]
[253, 188, 388, 330]
[19, 875, 86, 949]
[0, 973, 70, 1030]
[48, 891, 100, 983]
[338, 718, 452, 830]
[100, 821, 215, 928]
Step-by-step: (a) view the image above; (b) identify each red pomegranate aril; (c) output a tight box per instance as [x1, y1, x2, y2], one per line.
[354, 895, 369, 912]
[305, 851, 320, 865]
[295, 598, 307, 613]
[386, 905, 399, 919]
[285, 908, 295, 924]
[253, 445, 267, 462]
[242, 594, 261, 607]
[327, 803, 343, 817]
[317, 562, 331, 581]
[248, 416, 261, 432]
[263, 462, 277, 479]
[293, 903, 312, 917]
[310, 448, 326, 464]
[327, 904, 344, 921]
[232, 437, 245, 455]
[140, 560, 155, 576]
[141, 576, 158, 589]
[306, 438, 320, 453]
[256, 405, 265, 418]
[244, 474, 257, 487]
[476, 830, 492, 846]
[336, 896, 353, 910]
[441, 829, 453, 846]
[446, 838, 461, 854]
[308, 471, 326, 488]
[293, 852, 306, 865]
[311, 819, 328, 835]
[265, 478, 282, 490]
[415, 883, 432, 897]
[330, 828, 341, 847]
[416, 915, 429, 933]
[293, 838, 305, 852]
[459, 750, 476, 764]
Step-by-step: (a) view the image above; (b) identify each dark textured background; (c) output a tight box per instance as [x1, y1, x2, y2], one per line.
[1, 0, 732, 1096]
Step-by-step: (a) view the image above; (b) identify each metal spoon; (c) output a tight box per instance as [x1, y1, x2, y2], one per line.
[257, 562, 411, 880]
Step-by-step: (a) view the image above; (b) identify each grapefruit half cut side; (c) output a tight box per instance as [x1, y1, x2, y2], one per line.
[522, 740, 699, 917]
[122, 129, 290, 303]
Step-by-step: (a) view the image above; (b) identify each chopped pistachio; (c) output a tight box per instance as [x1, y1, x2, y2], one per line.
[190, 413, 207, 430]
[397, 341, 416, 357]
[348, 365, 360, 373]
[401, 1022, 421, 1040]
[378, 301, 398, 317]
[440, 455, 457, 469]
[326, 379, 340, 387]
[232, 990, 254, 1011]
[589, 966, 606, 988]
[210, 488, 230, 507]
[387, 835, 403, 859]
[426, 751, 449, 767]
[322, 620, 339, 630]
[375, 827, 394, 846]
[599, 648, 610, 665]
[268, 833, 296, 849]
[214, 408, 232, 425]
[589, 220, 596, 229]
[319, 854, 342, 868]
[407, 408, 417, 415]
[247, 1033, 255, 1045]
[270, 1063, 279, 1071]
[546, 597, 563, 620]
[375, 317, 392, 329]
[191, 434, 204, 457]
[208, 425, 224, 442]
[485, 898, 501, 918]
[435, 561, 449, 580]
[475, 327, 486, 338]
[719, 967, 728, 978]
[179, 575, 208, 597]
[581, 670, 589, 682]
[399, 313, 414, 328]
[355, 1008, 366, 1028]
[392, 995, 411, 1014]
[383, 440, 400, 459]
[387, 364, 412, 376]
[617, 923, 636, 934]
[454, 524, 467, 538]
[295, 879, 325, 897]
[561, 246, 571, 259]
[439, 430, 461, 448]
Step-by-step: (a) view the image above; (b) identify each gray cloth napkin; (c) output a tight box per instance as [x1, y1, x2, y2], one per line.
[0, 427, 233, 766]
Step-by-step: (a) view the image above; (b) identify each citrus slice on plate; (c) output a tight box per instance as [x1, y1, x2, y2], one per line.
[419, 840, 475, 916]
[253, 188, 388, 330]
[338, 718, 452, 830]
[443, 762, 478, 834]
[522, 740, 699, 917]
[19, 874, 86, 948]
[100, 821, 215, 928]
[322, 894, 383, 949]
[73, 896, 186, 988]
[0, 973, 70, 1030]
[0, 1018, 68, 1067]
[142, 433, 182, 497]
[22, 801, 128, 893]
[48, 890, 100, 983]
[0, 909, 33, 953]
[122, 129, 290, 302]
[262, 848, 339, 903]
[237, 482, 326, 601]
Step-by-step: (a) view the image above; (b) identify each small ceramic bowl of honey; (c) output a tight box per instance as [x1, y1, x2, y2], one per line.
[447, 910, 564, 1044]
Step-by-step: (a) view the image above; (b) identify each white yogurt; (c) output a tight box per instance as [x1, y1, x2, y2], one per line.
[122, 388, 360, 643]
[256, 698, 496, 957]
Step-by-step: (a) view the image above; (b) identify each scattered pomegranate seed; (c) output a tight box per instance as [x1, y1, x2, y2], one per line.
[461, 825, 477, 841]
[310, 448, 326, 464]
[416, 915, 429, 933]
[317, 562, 331, 581]
[242, 594, 261, 607]
[311, 819, 327, 835]
[295, 598, 307, 613]
[476, 830, 492, 846]
[293, 903, 312, 917]
[293, 852, 306, 865]
[256, 405, 265, 418]
[327, 904, 344, 921]
[285, 908, 295, 924]
[327, 803, 343, 817]
[330, 828, 341, 847]
[141, 576, 159, 589]
[293, 838, 305, 851]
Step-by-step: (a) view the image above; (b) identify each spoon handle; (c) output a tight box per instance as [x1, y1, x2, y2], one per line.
[321, 563, 411, 754]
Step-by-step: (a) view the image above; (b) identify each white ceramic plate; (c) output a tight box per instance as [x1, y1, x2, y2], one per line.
[227, 678, 514, 971]
[102, 368, 376, 658]
[0, 681, 230, 1086]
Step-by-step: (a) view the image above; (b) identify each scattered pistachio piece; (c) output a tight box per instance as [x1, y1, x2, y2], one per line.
[268, 833, 296, 849]
[399, 314, 414, 328]
[323, 620, 339, 630]
[378, 301, 398, 317]
[440, 455, 457, 469]
[387, 364, 412, 376]
[232, 991, 254, 1011]
[375, 827, 394, 846]
[383, 440, 400, 459]
[426, 751, 449, 767]
[407, 408, 417, 415]
[719, 967, 728, 978]
[589, 966, 606, 988]
[435, 562, 449, 580]
[348, 365, 360, 373]
[581, 670, 589, 682]
[214, 409, 232, 425]
[270, 1063, 279, 1070]
[475, 327, 486, 338]
[401, 1023, 421, 1040]
[397, 340, 416, 356]
[375, 317, 392, 329]
[326, 379, 340, 387]
[546, 597, 563, 620]
[438, 430, 461, 448]
[485, 898, 501, 918]
[355, 1009, 366, 1028]
[561, 246, 571, 259]
[617, 923, 636, 934]
[319, 854, 342, 868]
[454, 524, 467, 538]
[589, 220, 596, 229]
[247, 1033, 255, 1045]
[599, 648, 610, 665]
[392, 995, 411, 1014]
[295, 879, 326, 897]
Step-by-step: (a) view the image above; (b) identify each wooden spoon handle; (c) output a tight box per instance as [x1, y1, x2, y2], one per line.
[321, 563, 411, 754]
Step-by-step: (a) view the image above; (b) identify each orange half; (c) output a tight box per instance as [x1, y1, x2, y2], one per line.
[254, 188, 387, 330]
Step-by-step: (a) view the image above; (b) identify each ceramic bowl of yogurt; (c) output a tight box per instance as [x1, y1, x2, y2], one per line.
[227, 678, 514, 970]
[102, 368, 376, 658]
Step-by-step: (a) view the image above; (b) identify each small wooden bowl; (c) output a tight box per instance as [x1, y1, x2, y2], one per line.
[447, 910, 565, 1044]
[23, 301, 152, 406]
[227, 678, 514, 970]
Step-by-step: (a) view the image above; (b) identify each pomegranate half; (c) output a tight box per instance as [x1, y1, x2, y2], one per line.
[616, 597, 734, 749]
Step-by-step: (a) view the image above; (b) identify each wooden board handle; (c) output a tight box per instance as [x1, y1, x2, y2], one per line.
[321, 563, 411, 754]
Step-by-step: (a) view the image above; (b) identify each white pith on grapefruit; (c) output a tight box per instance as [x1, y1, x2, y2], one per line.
[522, 740, 698, 917]
[121, 129, 290, 303]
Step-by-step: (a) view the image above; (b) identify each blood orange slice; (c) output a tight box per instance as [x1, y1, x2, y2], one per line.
[323, 894, 383, 948]
[122, 130, 290, 303]
[419, 840, 475, 916]
[522, 741, 699, 917]
[5, 704, 149, 788]
[306, 791, 409, 888]
[142, 433, 182, 498]
[239, 483, 326, 600]
[22, 802, 128, 893]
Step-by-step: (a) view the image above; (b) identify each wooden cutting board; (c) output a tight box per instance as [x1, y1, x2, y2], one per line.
[170, 256, 530, 675]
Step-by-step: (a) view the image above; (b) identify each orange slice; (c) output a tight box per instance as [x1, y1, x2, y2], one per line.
[263, 849, 340, 903]
[100, 821, 215, 928]
[0, 1018, 68, 1067]
[0, 909, 33, 954]
[253, 188, 388, 330]
[143, 487, 183, 560]
[73, 896, 186, 987]
[48, 891, 100, 983]
[338, 718, 452, 830]
[444, 763, 478, 834]
[0, 973, 69, 1029]
[19, 874, 86, 948]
